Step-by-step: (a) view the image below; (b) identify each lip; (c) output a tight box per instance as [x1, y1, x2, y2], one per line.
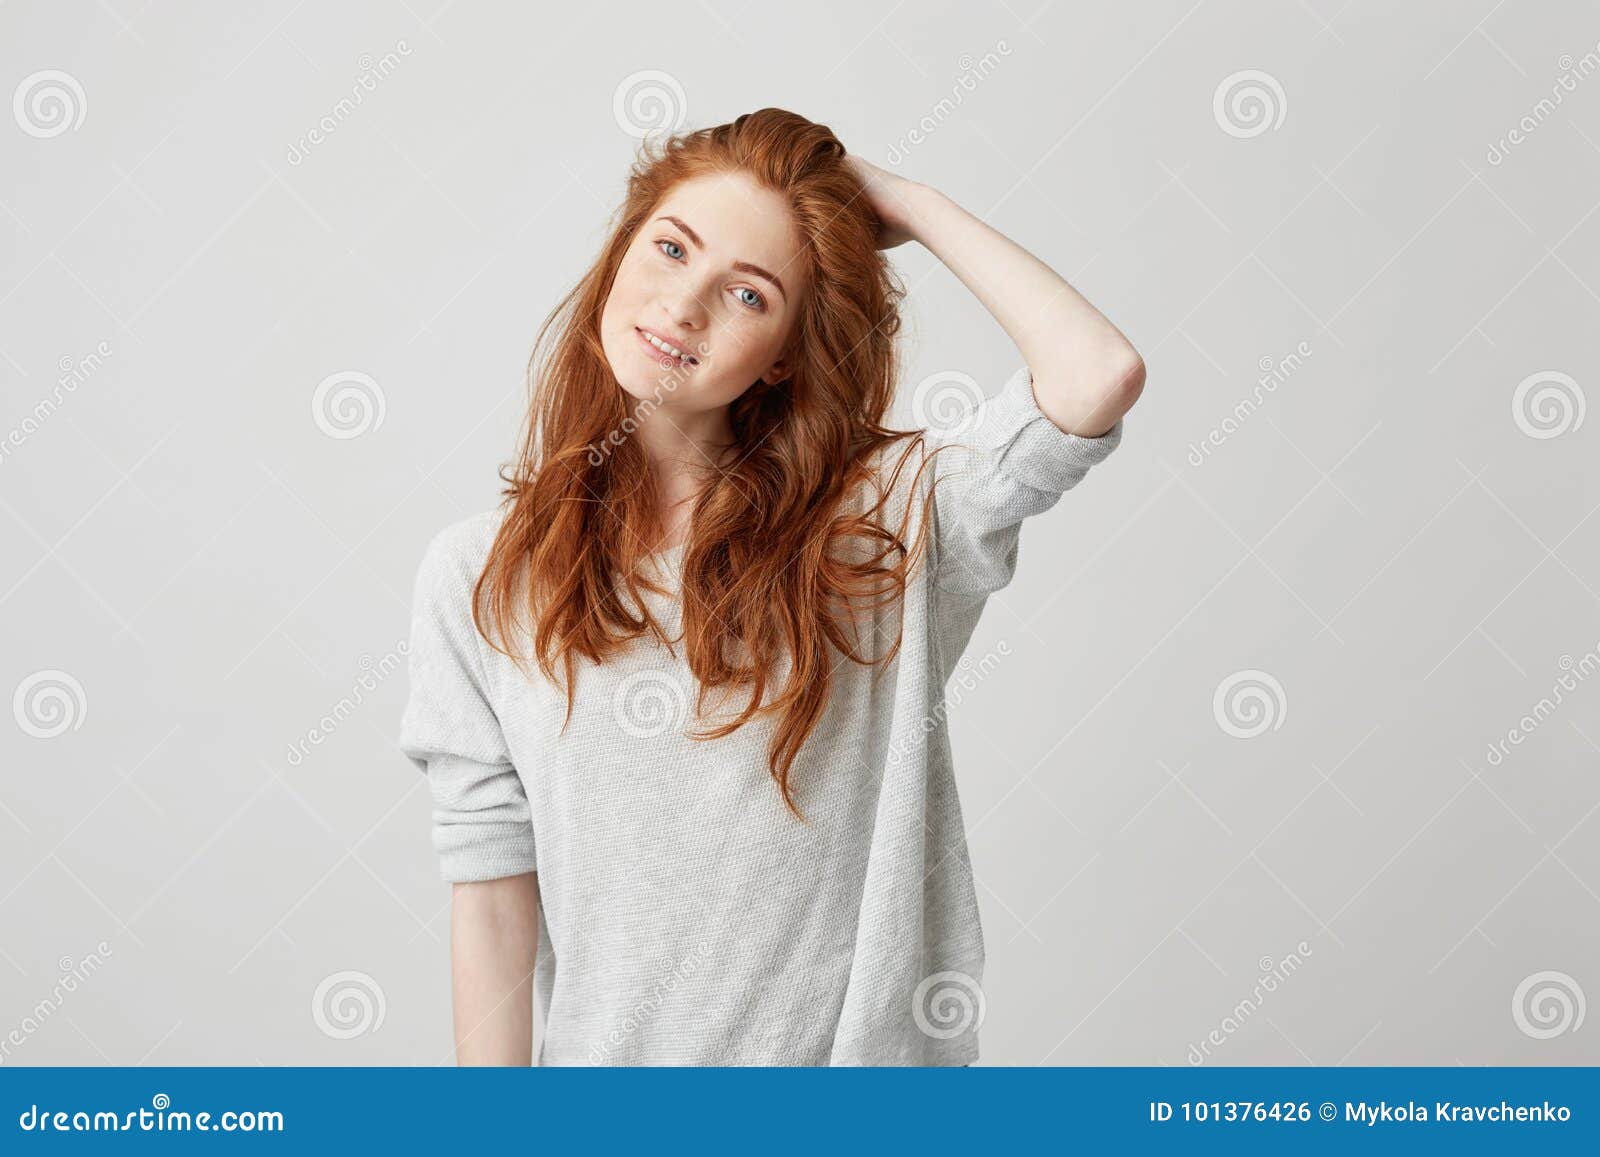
[635, 325, 699, 366]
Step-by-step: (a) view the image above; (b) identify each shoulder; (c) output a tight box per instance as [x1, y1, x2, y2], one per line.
[860, 430, 940, 500]
[412, 506, 509, 600]
[844, 432, 944, 562]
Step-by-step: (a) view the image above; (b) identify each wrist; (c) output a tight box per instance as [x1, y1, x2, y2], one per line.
[897, 181, 944, 242]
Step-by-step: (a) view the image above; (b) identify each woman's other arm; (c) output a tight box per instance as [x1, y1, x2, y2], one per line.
[450, 872, 540, 1065]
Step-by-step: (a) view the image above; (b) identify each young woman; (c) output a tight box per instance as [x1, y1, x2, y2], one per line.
[398, 108, 1144, 1067]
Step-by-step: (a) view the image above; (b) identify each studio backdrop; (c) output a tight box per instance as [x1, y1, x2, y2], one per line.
[1, 0, 1596, 1065]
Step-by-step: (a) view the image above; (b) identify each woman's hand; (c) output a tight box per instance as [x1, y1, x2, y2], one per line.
[843, 154, 926, 250]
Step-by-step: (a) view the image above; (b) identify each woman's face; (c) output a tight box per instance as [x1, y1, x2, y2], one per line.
[600, 170, 808, 415]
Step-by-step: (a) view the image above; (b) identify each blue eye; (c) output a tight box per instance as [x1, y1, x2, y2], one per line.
[655, 239, 766, 312]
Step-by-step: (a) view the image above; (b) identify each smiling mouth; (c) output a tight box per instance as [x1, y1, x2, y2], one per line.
[635, 326, 700, 366]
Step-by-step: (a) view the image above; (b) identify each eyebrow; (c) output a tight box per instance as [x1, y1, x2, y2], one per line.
[657, 215, 787, 303]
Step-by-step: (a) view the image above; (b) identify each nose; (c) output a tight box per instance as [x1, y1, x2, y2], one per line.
[667, 281, 709, 335]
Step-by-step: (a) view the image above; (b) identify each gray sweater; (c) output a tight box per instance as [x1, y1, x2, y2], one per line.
[398, 363, 1123, 1065]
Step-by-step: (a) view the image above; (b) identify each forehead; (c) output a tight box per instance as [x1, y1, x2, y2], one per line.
[652, 172, 806, 272]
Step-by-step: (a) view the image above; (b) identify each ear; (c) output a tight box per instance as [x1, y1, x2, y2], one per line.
[761, 351, 794, 385]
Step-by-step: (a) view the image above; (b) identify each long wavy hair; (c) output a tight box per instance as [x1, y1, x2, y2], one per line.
[473, 107, 945, 820]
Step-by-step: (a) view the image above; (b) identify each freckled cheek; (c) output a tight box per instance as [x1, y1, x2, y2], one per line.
[616, 248, 660, 289]
[707, 322, 762, 368]
[617, 261, 656, 302]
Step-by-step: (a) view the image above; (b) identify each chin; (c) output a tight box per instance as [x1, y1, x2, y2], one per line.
[614, 372, 668, 406]
[604, 328, 701, 406]
[609, 355, 672, 405]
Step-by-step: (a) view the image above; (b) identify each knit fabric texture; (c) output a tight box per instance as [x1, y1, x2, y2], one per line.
[398, 363, 1123, 1065]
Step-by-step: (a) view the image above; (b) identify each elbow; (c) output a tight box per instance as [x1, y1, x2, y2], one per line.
[1031, 343, 1145, 437]
[1081, 330, 1145, 413]
[1084, 348, 1144, 432]
[1111, 348, 1146, 405]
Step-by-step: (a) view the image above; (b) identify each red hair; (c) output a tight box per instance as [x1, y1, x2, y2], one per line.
[473, 108, 943, 819]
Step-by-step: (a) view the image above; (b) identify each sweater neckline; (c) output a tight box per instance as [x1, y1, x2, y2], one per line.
[640, 541, 686, 578]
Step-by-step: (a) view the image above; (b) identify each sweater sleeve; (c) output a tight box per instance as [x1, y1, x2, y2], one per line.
[923, 362, 1123, 617]
[397, 525, 539, 884]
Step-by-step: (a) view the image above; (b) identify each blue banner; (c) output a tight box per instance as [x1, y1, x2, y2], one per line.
[2, 1066, 1596, 1152]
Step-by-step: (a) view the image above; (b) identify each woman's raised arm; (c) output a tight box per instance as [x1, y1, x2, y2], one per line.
[846, 155, 1145, 437]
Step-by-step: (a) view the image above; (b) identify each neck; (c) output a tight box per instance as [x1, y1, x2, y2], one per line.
[631, 405, 737, 551]
[632, 402, 735, 469]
